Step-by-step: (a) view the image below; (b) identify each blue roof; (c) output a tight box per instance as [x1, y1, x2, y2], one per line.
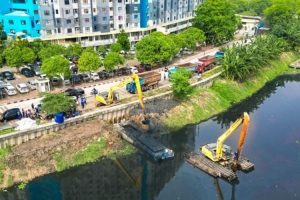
[4, 11, 29, 17]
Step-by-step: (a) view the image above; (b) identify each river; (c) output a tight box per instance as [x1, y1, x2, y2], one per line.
[1, 74, 300, 200]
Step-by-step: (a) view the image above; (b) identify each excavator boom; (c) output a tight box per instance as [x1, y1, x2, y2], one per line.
[236, 113, 250, 160]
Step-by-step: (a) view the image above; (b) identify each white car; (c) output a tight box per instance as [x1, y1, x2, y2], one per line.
[4, 85, 17, 96]
[16, 83, 30, 93]
[90, 72, 100, 81]
[27, 80, 38, 90]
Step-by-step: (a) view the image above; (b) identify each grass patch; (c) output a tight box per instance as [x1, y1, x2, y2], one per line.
[0, 147, 11, 184]
[164, 52, 299, 130]
[54, 138, 107, 172]
[0, 128, 15, 136]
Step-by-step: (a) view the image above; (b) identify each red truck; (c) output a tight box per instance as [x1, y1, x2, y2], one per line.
[197, 56, 217, 73]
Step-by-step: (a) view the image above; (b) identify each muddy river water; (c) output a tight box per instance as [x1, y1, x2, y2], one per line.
[1, 74, 300, 200]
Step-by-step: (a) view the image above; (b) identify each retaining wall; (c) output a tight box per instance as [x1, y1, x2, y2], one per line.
[0, 72, 222, 148]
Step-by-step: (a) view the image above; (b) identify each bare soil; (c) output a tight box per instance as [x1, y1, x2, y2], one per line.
[0, 119, 121, 189]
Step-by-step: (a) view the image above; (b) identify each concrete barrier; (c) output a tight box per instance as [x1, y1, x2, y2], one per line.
[0, 72, 222, 148]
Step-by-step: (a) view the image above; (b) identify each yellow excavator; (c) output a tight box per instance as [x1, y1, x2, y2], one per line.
[95, 73, 144, 109]
[201, 112, 250, 163]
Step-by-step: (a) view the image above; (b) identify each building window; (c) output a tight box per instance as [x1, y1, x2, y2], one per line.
[58, 28, 61, 33]
[94, 17, 97, 21]
[134, 0, 138, 2]
[73, 0, 78, 2]
[82, 0, 88, 3]
[34, 10, 38, 14]
[10, 29, 15, 34]
[46, 20, 51, 25]
[84, 9, 89, 14]
[110, 7, 113, 11]
[35, 20, 40, 24]
[73, 9, 78, 14]
[102, 17, 107, 21]
[55, 9, 59, 14]
[94, 26, 97, 30]
[75, 18, 79, 23]
[67, 28, 72, 33]
[118, 16, 123, 21]
[84, 18, 89, 22]
[85, 27, 90, 31]
[8, 20, 14, 25]
[110, 16, 113, 20]
[102, 0, 106, 2]
[93, 8, 96, 13]
[37, 30, 40, 34]
[134, 6, 138, 11]
[33, 0, 37, 4]
[56, 19, 61, 24]
[134, 14, 138, 19]
[119, 24, 123, 29]
[103, 25, 107, 29]
[65, 0, 70, 4]
[134, 23, 138, 27]
[102, 8, 106, 12]
[44, 10, 50, 16]
[65, 10, 70, 14]
[66, 19, 72, 24]
[118, 7, 122, 11]
[110, 24, 113, 28]
[118, 0, 121, 2]
[21, 20, 26, 25]
[46, 30, 52, 34]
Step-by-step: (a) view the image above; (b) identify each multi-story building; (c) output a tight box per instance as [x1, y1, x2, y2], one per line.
[0, 0, 203, 45]
[0, 0, 41, 38]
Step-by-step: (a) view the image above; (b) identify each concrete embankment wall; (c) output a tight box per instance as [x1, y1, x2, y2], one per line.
[0, 72, 222, 148]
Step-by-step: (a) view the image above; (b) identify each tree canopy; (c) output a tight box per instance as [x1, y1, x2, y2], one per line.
[41, 55, 70, 78]
[110, 43, 122, 53]
[136, 32, 177, 65]
[170, 68, 193, 99]
[41, 93, 76, 115]
[66, 43, 83, 57]
[117, 30, 130, 51]
[194, 0, 239, 45]
[3, 45, 36, 68]
[38, 44, 66, 61]
[78, 50, 101, 73]
[178, 27, 206, 50]
[103, 52, 124, 71]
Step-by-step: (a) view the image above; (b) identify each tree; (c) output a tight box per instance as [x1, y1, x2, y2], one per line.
[170, 68, 193, 99]
[38, 44, 66, 61]
[41, 93, 76, 115]
[136, 32, 177, 65]
[103, 52, 124, 71]
[169, 34, 185, 53]
[28, 39, 50, 55]
[41, 55, 70, 79]
[110, 43, 122, 53]
[97, 46, 106, 56]
[264, 4, 294, 26]
[66, 43, 83, 57]
[117, 29, 130, 51]
[78, 50, 101, 73]
[178, 27, 206, 50]
[194, 0, 239, 45]
[3, 46, 36, 69]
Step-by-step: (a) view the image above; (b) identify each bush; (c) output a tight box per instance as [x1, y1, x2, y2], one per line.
[170, 68, 193, 99]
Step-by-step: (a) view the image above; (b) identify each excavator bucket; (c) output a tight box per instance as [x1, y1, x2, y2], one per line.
[95, 95, 108, 105]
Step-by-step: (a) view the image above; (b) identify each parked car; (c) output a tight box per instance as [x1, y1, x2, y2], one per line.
[0, 108, 21, 122]
[98, 70, 110, 80]
[50, 77, 62, 87]
[20, 67, 35, 77]
[70, 74, 81, 85]
[78, 73, 90, 82]
[27, 80, 38, 90]
[64, 88, 85, 97]
[16, 83, 30, 93]
[4, 85, 17, 96]
[0, 88, 5, 99]
[90, 72, 100, 81]
[1, 71, 15, 80]
[29, 63, 41, 76]
[129, 66, 138, 74]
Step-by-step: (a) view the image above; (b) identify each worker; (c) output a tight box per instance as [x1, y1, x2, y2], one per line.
[197, 71, 202, 81]
[164, 67, 169, 80]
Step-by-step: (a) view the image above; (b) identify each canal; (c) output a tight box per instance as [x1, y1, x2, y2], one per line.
[1, 74, 300, 200]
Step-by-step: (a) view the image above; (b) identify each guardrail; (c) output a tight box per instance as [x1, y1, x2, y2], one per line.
[0, 72, 222, 148]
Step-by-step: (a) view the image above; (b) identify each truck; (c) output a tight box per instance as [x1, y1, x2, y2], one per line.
[126, 71, 161, 93]
[197, 55, 217, 73]
[168, 63, 197, 75]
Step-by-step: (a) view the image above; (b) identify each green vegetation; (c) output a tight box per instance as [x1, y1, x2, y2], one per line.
[222, 35, 288, 81]
[164, 52, 298, 130]
[117, 29, 130, 52]
[3, 45, 36, 69]
[78, 50, 101, 73]
[0, 147, 11, 184]
[41, 55, 70, 79]
[41, 93, 76, 115]
[38, 44, 66, 61]
[103, 52, 124, 71]
[110, 43, 122, 53]
[0, 128, 15, 135]
[18, 181, 28, 190]
[53, 138, 135, 172]
[194, 0, 239, 45]
[66, 43, 83, 57]
[170, 68, 193, 99]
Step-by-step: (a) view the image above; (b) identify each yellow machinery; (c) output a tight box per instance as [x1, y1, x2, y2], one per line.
[201, 112, 250, 162]
[96, 73, 144, 109]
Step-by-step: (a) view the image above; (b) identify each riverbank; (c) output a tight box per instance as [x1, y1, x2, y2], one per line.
[162, 52, 299, 130]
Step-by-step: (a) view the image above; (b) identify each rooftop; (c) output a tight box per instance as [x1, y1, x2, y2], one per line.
[4, 11, 29, 17]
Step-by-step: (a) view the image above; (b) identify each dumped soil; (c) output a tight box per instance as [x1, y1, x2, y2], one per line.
[0, 119, 121, 189]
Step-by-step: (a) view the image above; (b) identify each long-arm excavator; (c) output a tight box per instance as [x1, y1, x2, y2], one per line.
[95, 73, 144, 109]
[201, 112, 250, 163]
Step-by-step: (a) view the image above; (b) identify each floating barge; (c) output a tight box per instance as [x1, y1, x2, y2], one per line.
[115, 123, 174, 161]
[185, 152, 254, 182]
